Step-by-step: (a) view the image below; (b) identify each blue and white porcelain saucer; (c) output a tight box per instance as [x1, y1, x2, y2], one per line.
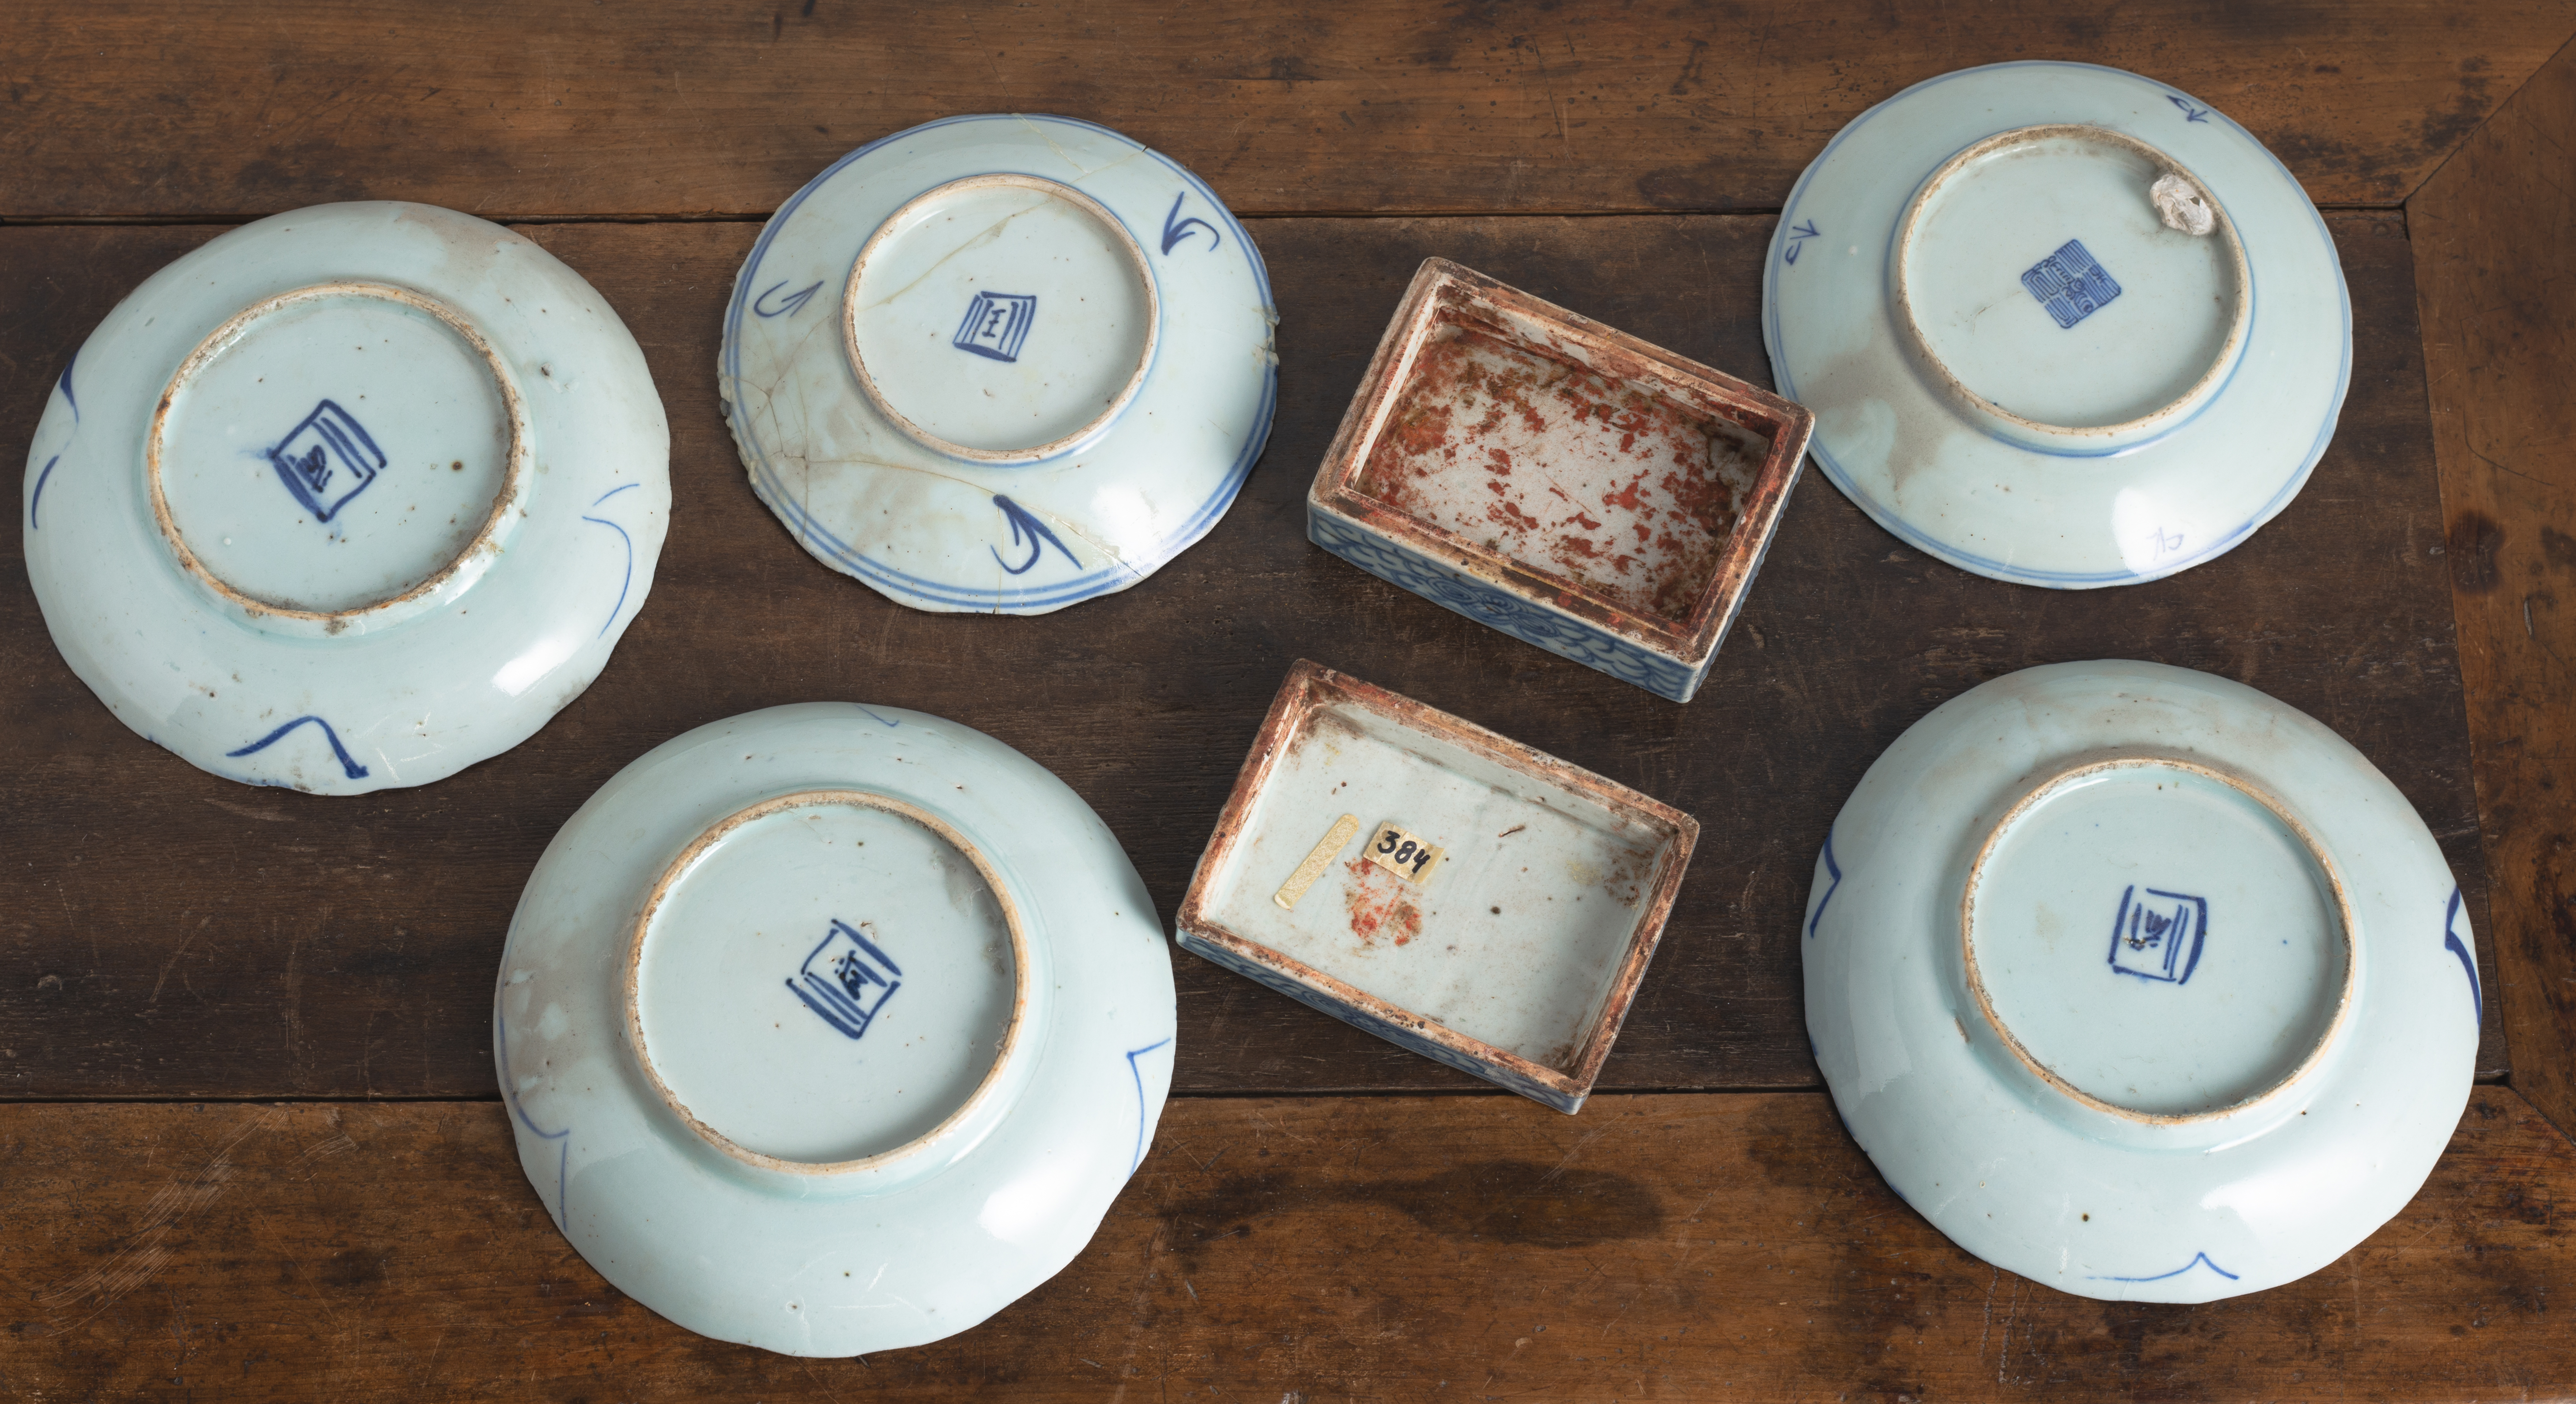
[20, 202, 669, 792]
[493, 704, 1176, 1356]
[1764, 63, 2351, 587]
[1803, 662, 2477, 1301]
[721, 115, 1276, 614]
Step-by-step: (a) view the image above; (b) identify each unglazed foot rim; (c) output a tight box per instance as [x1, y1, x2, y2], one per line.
[145, 281, 531, 623]
[1891, 124, 2251, 445]
[840, 173, 1159, 464]
[622, 788, 1038, 1176]
[1958, 755, 2357, 1126]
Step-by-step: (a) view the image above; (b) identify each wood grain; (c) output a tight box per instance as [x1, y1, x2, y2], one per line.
[2, 1, 2569, 221]
[0, 212, 2503, 1098]
[1, 1088, 2567, 1399]
[2413, 42, 2576, 1139]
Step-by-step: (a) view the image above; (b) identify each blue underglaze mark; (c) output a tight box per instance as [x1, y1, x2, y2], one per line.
[857, 707, 901, 728]
[787, 920, 903, 1041]
[2108, 885, 2209, 985]
[1160, 193, 1220, 255]
[2444, 887, 2482, 1024]
[30, 455, 59, 530]
[1782, 219, 1821, 265]
[1806, 830, 1843, 940]
[268, 399, 388, 522]
[1126, 1036, 1174, 1173]
[992, 494, 1080, 575]
[495, 1008, 573, 1230]
[580, 483, 643, 638]
[225, 715, 370, 780]
[2022, 239, 2123, 330]
[2168, 95, 2212, 123]
[752, 279, 826, 319]
[2094, 1250, 2238, 1284]
[58, 351, 79, 421]
[952, 291, 1039, 362]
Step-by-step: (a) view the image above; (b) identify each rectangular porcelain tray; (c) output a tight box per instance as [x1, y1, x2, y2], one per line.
[1175, 660, 1699, 1112]
[1307, 258, 1813, 702]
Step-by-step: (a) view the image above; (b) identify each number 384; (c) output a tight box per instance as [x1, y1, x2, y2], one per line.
[1372, 824, 1440, 880]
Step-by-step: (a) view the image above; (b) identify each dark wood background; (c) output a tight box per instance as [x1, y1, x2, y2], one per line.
[4, 4, 2572, 1399]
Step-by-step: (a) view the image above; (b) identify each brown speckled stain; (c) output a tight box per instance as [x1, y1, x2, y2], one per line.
[1355, 317, 1764, 622]
[1342, 857, 1423, 946]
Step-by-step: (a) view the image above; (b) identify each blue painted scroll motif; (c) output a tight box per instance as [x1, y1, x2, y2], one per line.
[1806, 830, 1843, 940]
[1782, 220, 1821, 265]
[580, 482, 642, 638]
[992, 494, 1080, 575]
[2443, 887, 2482, 1024]
[29, 456, 59, 530]
[1125, 1037, 1173, 1174]
[1161, 193, 1220, 255]
[953, 292, 1039, 362]
[269, 399, 387, 522]
[2022, 240, 2123, 330]
[495, 1008, 573, 1229]
[226, 715, 370, 780]
[753, 279, 825, 319]
[2107, 884, 2207, 984]
[787, 919, 903, 1041]
[2093, 1250, 2237, 1284]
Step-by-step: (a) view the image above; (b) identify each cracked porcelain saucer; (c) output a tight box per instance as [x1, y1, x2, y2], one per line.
[721, 113, 1276, 614]
[1763, 62, 2351, 587]
[20, 201, 669, 792]
[493, 703, 1176, 1356]
[1803, 661, 2478, 1302]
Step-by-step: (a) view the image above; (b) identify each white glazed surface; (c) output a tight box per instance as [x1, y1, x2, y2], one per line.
[1764, 63, 2351, 587]
[21, 202, 669, 792]
[493, 703, 1176, 1356]
[1200, 700, 1669, 1070]
[721, 114, 1276, 614]
[1802, 661, 2479, 1301]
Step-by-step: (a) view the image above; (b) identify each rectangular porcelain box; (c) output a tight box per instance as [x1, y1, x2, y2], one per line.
[1307, 259, 1814, 702]
[1175, 660, 1699, 1113]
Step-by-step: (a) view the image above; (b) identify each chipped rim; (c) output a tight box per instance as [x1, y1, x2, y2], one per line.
[1890, 123, 2252, 447]
[1958, 754, 2359, 1127]
[1308, 258, 1813, 672]
[839, 172, 1161, 465]
[1173, 659, 1700, 1113]
[144, 280, 532, 628]
[620, 787, 1039, 1177]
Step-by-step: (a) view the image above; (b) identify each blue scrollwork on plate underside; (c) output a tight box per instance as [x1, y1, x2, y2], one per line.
[1307, 512, 1699, 701]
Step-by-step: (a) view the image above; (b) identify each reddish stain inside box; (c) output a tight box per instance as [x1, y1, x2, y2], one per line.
[1355, 319, 1769, 623]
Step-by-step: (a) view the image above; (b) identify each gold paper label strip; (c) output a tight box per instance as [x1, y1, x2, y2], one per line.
[1274, 813, 1361, 910]
[1364, 821, 1445, 885]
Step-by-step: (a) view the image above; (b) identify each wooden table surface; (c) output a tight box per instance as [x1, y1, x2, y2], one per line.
[4, 5, 2573, 1399]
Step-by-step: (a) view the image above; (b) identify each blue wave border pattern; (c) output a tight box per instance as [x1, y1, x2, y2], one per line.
[1307, 511, 1699, 702]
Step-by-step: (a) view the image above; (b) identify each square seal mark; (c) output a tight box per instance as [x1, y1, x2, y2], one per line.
[785, 919, 904, 1040]
[2021, 239, 2123, 330]
[952, 291, 1039, 363]
[268, 398, 388, 523]
[2107, 884, 2208, 984]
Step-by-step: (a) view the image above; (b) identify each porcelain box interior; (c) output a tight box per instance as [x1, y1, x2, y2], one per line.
[1307, 259, 1812, 703]
[1175, 660, 1698, 1112]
